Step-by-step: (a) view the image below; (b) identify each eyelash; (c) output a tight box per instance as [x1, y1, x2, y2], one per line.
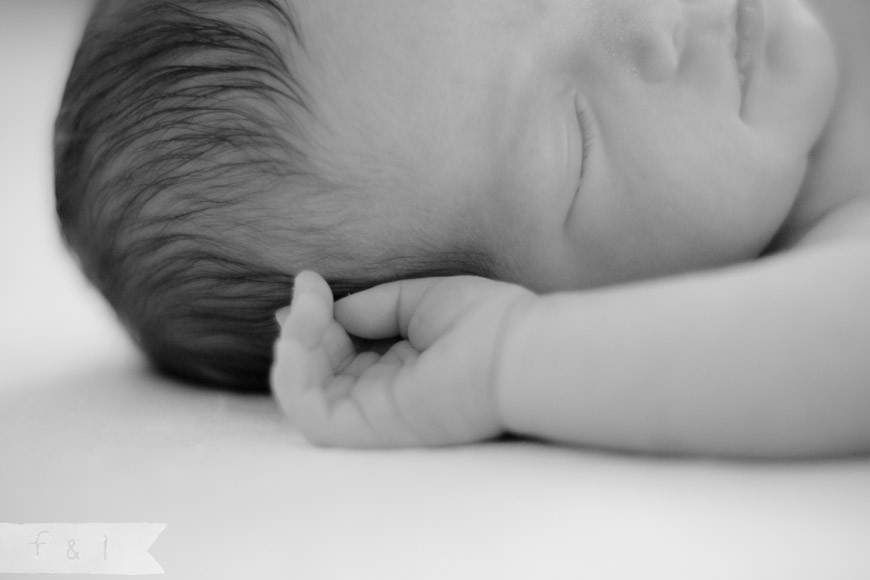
[576, 103, 594, 180]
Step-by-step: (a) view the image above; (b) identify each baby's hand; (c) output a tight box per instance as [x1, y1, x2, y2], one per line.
[271, 271, 534, 448]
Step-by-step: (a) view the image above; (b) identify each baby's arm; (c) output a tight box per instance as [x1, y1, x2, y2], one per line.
[272, 271, 533, 448]
[501, 229, 870, 458]
[498, 199, 870, 458]
[272, 205, 870, 457]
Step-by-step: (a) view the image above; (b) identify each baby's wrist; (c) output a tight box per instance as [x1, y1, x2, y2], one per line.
[490, 290, 540, 435]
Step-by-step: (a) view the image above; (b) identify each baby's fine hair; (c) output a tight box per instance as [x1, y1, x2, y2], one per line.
[55, 0, 490, 390]
[55, 0, 311, 389]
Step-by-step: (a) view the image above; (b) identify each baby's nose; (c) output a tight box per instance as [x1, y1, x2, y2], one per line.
[615, 0, 735, 84]
[609, 0, 685, 83]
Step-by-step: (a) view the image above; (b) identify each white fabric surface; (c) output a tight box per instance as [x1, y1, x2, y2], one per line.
[2, 2, 869, 578]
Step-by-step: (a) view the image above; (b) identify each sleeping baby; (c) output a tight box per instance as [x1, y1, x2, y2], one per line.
[56, 0, 870, 459]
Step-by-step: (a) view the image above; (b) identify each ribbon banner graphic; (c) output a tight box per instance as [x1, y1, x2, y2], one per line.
[0, 523, 165, 575]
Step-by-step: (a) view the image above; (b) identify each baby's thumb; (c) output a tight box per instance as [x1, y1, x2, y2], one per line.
[334, 278, 446, 341]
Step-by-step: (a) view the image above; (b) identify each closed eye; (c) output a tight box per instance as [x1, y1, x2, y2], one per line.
[564, 97, 594, 229]
[576, 101, 594, 180]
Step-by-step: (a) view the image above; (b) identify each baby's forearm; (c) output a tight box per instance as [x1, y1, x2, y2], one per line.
[497, 240, 870, 459]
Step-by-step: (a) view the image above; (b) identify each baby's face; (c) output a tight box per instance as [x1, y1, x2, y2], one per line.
[296, 0, 836, 291]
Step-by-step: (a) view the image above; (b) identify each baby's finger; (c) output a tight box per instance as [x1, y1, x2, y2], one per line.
[280, 270, 329, 337]
[341, 351, 382, 378]
[311, 398, 384, 449]
[379, 341, 419, 367]
[294, 270, 334, 305]
[344, 363, 425, 447]
[334, 278, 444, 339]
[322, 320, 356, 371]
[323, 374, 356, 403]
[280, 271, 335, 338]
[275, 305, 290, 326]
[281, 290, 331, 349]
[271, 339, 318, 415]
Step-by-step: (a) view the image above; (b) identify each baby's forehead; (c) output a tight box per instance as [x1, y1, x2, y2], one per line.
[294, 1, 525, 169]
[284, 6, 515, 287]
[284, 0, 562, 280]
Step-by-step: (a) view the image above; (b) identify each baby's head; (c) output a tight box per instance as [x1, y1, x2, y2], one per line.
[56, 0, 493, 389]
[56, 0, 837, 389]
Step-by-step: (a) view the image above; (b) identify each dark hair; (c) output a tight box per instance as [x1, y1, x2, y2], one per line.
[55, 0, 492, 391]
[55, 0, 320, 390]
